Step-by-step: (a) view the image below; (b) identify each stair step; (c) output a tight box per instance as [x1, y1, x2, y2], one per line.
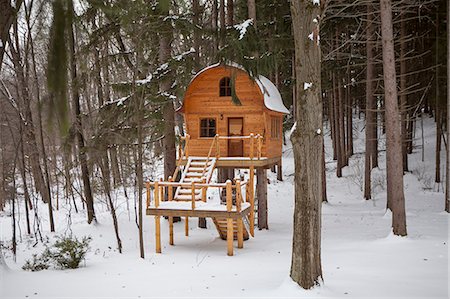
[182, 178, 203, 183]
[178, 189, 201, 195]
[190, 162, 212, 167]
[174, 194, 202, 200]
[185, 172, 203, 177]
[213, 218, 250, 241]
[188, 167, 209, 172]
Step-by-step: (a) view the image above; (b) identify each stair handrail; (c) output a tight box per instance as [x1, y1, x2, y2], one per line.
[173, 134, 190, 179]
[201, 134, 219, 176]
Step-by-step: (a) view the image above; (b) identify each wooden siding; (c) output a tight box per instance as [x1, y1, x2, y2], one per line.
[182, 65, 284, 159]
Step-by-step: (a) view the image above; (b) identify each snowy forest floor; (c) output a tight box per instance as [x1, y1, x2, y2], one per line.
[0, 116, 448, 298]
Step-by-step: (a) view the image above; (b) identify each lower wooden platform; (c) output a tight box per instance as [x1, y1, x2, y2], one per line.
[178, 156, 280, 169]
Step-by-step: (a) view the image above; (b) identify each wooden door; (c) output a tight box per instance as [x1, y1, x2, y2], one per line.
[228, 118, 244, 156]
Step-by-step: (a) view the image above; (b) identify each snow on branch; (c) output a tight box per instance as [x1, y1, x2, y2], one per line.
[234, 19, 253, 40]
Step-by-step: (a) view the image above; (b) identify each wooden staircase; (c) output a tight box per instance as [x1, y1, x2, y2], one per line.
[174, 157, 216, 201]
[213, 216, 252, 240]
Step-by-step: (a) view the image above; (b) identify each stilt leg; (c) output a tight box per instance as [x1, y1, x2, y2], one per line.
[155, 216, 161, 253]
[185, 216, 189, 236]
[227, 218, 233, 256]
[169, 216, 174, 245]
[237, 218, 244, 249]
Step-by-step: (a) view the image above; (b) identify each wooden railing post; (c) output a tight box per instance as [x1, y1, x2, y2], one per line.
[216, 134, 220, 158]
[257, 134, 262, 160]
[154, 181, 160, 208]
[146, 181, 150, 208]
[191, 181, 196, 210]
[201, 178, 207, 202]
[226, 180, 233, 256]
[235, 179, 241, 211]
[168, 176, 173, 201]
[249, 166, 255, 237]
[250, 133, 254, 160]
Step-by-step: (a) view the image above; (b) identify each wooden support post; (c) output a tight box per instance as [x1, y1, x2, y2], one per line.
[169, 216, 174, 245]
[277, 161, 283, 181]
[256, 168, 268, 230]
[257, 135, 262, 160]
[155, 216, 161, 253]
[237, 218, 244, 249]
[226, 180, 232, 212]
[185, 217, 189, 236]
[226, 179, 233, 256]
[249, 166, 255, 236]
[199, 178, 207, 229]
[227, 218, 234, 256]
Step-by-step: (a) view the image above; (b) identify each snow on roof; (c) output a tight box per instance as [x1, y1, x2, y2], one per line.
[255, 75, 290, 114]
[188, 63, 289, 114]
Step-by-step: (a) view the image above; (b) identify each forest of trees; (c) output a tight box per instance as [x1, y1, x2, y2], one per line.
[0, 0, 448, 290]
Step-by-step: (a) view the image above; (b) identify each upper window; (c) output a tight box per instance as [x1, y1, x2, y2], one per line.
[271, 117, 281, 139]
[219, 77, 231, 97]
[200, 118, 217, 137]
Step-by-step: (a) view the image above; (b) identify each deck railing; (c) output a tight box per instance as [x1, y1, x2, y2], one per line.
[176, 133, 264, 163]
[145, 178, 255, 236]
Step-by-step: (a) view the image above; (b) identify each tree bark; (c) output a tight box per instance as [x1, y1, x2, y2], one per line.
[400, 13, 408, 172]
[364, 2, 375, 200]
[247, 0, 256, 29]
[446, 0, 450, 213]
[289, 0, 323, 288]
[159, 6, 176, 181]
[256, 168, 268, 230]
[226, 0, 234, 26]
[0, 0, 23, 73]
[380, 0, 407, 236]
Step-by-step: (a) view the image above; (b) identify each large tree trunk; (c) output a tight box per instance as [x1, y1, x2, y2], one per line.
[159, 6, 176, 181]
[399, 13, 408, 172]
[364, 2, 375, 200]
[289, 0, 323, 289]
[380, 0, 407, 236]
[69, 6, 96, 224]
[446, 0, 450, 213]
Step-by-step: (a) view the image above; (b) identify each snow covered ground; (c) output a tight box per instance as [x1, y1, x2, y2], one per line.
[0, 115, 448, 298]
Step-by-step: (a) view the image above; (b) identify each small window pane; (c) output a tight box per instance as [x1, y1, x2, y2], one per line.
[219, 77, 231, 97]
[200, 118, 216, 137]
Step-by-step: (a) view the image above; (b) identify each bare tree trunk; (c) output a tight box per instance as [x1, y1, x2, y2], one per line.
[446, 0, 450, 213]
[380, 0, 407, 236]
[219, 0, 225, 47]
[211, 0, 218, 56]
[289, 0, 323, 288]
[69, 7, 96, 224]
[248, 0, 256, 28]
[435, 10, 441, 184]
[400, 13, 408, 172]
[333, 73, 342, 177]
[364, 2, 375, 200]
[159, 6, 176, 181]
[226, 0, 233, 26]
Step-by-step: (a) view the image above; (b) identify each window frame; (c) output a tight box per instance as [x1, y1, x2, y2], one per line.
[219, 77, 231, 97]
[199, 117, 217, 138]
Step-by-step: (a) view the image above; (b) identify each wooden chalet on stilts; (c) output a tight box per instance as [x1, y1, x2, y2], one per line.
[146, 63, 289, 256]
